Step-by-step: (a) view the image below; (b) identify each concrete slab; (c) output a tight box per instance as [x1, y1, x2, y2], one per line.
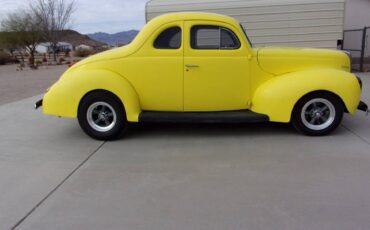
[16, 123, 370, 230]
[17, 75, 370, 230]
[0, 96, 103, 229]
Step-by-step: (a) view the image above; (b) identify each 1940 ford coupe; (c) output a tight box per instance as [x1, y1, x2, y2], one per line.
[35, 12, 368, 140]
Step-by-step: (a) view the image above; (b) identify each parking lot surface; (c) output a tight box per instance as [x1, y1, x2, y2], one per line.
[0, 72, 369, 230]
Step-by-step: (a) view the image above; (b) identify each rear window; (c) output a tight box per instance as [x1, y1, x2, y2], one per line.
[154, 27, 182, 49]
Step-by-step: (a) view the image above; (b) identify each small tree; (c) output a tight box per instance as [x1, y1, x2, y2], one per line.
[1, 11, 43, 64]
[0, 32, 19, 57]
[31, 0, 75, 62]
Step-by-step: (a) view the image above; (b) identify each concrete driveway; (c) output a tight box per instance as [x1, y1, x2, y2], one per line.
[0, 73, 370, 230]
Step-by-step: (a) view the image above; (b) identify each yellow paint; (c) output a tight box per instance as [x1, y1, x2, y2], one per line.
[257, 47, 351, 75]
[183, 20, 251, 111]
[43, 68, 141, 121]
[42, 12, 362, 123]
[251, 69, 361, 122]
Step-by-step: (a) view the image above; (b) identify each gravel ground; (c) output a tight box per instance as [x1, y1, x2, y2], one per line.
[0, 64, 67, 106]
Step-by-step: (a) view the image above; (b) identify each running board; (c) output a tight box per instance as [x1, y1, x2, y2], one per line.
[139, 110, 269, 123]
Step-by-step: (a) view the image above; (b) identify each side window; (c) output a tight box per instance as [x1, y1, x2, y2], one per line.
[191, 26, 240, 50]
[154, 27, 182, 49]
[221, 29, 240, 49]
[192, 26, 220, 49]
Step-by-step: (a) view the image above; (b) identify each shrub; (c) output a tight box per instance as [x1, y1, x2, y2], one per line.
[74, 48, 93, 57]
[0, 51, 14, 65]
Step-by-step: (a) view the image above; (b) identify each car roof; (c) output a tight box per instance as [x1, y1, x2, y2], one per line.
[149, 12, 239, 25]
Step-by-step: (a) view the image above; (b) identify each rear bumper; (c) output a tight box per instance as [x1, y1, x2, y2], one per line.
[34, 99, 43, 110]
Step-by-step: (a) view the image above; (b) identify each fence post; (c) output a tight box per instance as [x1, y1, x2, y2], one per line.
[360, 27, 367, 72]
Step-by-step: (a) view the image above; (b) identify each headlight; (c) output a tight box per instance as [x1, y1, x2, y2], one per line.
[343, 50, 352, 59]
[342, 50, 352, 72]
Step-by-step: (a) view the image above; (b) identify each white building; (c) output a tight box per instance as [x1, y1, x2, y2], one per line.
[35, 42, 73, 54]
[76, 44, 93, 50]
[345, 0, 370, 30]
[146, 0, 346, 49]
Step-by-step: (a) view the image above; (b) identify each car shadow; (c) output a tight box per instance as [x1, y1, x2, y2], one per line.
[124, 122, 297, 140]
[59, 120, 350, 141]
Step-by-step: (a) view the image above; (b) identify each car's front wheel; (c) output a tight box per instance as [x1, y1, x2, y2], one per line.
[292, 92, 344, 136]
[78, 91, 128, 140]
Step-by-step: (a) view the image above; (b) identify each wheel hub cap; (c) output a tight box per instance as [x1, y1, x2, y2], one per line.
[98, 112, 109, 121]
[313, 111, 322, 118]
[301, 98, 336, 131]
[87, 102, 117, 132]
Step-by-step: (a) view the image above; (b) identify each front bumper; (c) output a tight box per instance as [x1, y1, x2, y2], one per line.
[358, 101, 369, 114]
[34, 99, 43, 110]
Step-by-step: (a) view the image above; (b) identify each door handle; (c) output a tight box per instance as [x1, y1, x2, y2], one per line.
[185, 64, 199, 68]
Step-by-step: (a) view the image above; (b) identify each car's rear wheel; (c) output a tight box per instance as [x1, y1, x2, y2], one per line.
[78, 91, 128, 140]
[292, 92, 344, 136]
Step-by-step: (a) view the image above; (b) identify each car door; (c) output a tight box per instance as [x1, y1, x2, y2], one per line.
[184, 21, 251, 111]
[122, 22, 184, 111]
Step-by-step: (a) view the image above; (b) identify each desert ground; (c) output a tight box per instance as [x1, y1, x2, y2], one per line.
[0, 64, 66, 105]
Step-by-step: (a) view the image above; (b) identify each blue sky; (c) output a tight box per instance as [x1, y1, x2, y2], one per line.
[0, 0, 149, 34]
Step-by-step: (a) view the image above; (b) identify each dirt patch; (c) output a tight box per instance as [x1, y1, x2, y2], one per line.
[0, 64, 67, 105]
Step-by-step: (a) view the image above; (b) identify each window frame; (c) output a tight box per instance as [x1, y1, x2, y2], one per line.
[153, 26, 182, 50]
[190, 25, 241, 50]
[240, 24, 253, 48]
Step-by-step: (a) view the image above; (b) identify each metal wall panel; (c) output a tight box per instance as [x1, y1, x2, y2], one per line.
[146, 0, 345, 48]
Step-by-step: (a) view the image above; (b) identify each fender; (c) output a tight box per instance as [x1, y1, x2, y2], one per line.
[251, 69, 361, 122]
[43, 68, 141, 122]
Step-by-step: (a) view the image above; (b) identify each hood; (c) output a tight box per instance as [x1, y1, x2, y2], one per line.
[257, 47, 350, 75]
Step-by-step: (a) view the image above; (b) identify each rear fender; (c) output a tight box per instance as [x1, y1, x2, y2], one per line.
[43, 69, 141, 122]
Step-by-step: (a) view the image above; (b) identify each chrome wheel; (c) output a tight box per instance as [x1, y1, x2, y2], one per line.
[301, 98, 336, 131]
[86, 102, 117, 132]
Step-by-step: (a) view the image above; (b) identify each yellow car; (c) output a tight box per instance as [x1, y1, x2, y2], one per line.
[35, 12, 368, 140]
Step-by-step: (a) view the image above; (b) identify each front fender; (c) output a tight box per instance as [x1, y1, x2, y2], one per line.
[251, 69, 361, 122]
[43, 68, 141, 122]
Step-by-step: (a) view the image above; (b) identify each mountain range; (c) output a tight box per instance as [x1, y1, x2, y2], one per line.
[61, 30, 107, 48]
[87, 30, 139, 46]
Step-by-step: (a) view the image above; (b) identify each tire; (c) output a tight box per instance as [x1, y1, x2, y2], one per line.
[292, 92, 344, 136]
[78, 91, 128, 140]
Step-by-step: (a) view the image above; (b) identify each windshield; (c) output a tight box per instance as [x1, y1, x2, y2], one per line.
[240, 24, 252, 47]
